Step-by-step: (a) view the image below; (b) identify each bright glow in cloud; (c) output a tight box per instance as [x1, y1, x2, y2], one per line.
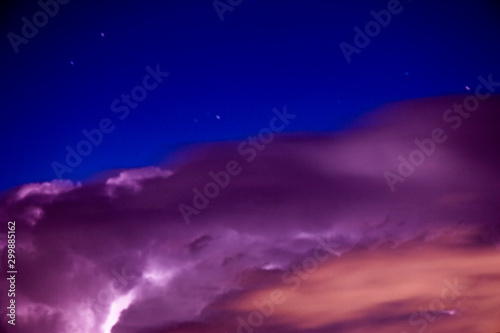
[144, 267, 176, 286]
[102, 290, 136, 333]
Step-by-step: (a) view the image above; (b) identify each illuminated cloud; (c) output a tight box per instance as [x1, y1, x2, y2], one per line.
[0, 95, 499, 333]
[15, 179, 79, 201]
[105, 166, 173, 195]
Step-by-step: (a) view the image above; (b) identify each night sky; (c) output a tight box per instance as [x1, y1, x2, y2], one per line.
[1, 0, 500, 333]
[1, 0, 500, 190]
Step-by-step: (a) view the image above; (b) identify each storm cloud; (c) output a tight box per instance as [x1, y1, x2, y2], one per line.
[1, 95, 499, 333]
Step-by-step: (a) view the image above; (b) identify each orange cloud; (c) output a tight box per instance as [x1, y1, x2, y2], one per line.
[229, 241, 500, 332]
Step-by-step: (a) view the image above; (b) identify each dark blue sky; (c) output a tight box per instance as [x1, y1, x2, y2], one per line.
[1, 0, 500, 191]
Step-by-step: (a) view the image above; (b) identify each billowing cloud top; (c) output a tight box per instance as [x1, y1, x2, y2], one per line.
[1, 95, 499, 333]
